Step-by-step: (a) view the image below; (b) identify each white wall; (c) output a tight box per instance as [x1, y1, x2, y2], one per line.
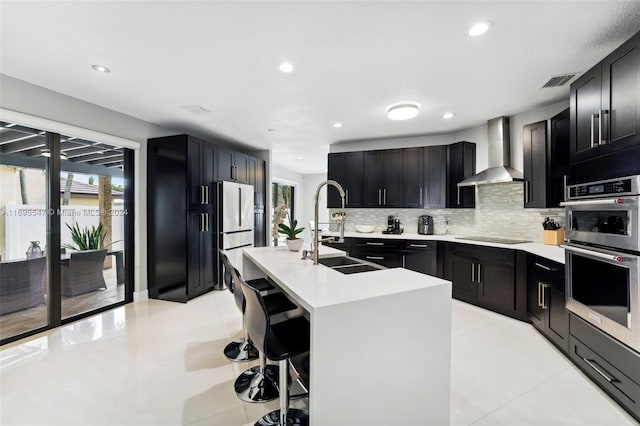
[301, 173, 330, 242]
[0, 74, 177, 296]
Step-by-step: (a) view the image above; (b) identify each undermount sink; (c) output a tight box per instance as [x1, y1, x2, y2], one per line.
[318, 256, 385, 274]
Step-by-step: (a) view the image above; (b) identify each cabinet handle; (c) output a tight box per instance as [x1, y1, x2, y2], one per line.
[563, 175, 568, 202]
[383, 188, 387, 205]
[419, 187, 423, 204]
[471, 264, 475, 282]
[378, 189, 382, 205]
[541, 283, 549, 310]
[590, 113, 599, 147]
[537, 282, 543, 308]
[200, 213, 205, 232]
[238, 187, 242, 227]
[582, 357, 615, 383]
[200, 185, 205, 204]
[205, 185, 210, 204]
[366, 242, 384, 246]
[457, 187, 461, 205]
[600, 109, 608, 145]
[534, 262, 552, 271]
[525, 180, 530, 203]
[346, 189, 349, 206]
[409, 244, 428, 248]
[402, 255, 406, 269]
[424, 186, 428, 204]
[366, 256, 384, 260]
[477, 264, 482, 283]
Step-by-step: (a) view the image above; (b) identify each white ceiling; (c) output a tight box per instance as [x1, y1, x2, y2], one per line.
[2, 1, 640, 174]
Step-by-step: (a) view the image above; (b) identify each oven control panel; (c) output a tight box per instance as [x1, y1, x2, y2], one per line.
[568, 175, 640, 199]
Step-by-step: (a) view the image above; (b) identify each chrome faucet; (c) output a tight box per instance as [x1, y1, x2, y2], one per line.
[305, 180, 345, 265]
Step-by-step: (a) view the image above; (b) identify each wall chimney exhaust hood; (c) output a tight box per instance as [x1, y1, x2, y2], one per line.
[457, 116, 523, 187]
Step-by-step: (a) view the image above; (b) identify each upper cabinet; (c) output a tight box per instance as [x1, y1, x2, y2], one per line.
[523, 108, 570, 208]
[217, 146, 249, 184]
[326, 142, 475, 209]
[570, 31, 640, 165]
[327, 152, 364, 208]
[446, 142, 476, 208]
[364, 149, 402, 208]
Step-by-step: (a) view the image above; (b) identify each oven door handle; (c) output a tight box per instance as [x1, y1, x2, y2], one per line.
[560, 198, 632, 206]
[561, 245, 627, 262]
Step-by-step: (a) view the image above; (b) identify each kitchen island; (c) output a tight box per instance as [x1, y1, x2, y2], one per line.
[242, 246, 452, 426]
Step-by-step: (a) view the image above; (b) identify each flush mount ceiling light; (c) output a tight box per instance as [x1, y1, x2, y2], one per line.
[386, 102, 420, 121]
[279, 62, 294, 73]
[91, 64, 111, 73]
[467, 21, 492, 37]
[443, 112, 455, 119]
[333, 122, 343, 128]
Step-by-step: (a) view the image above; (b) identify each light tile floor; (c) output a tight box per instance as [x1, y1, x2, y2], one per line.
[0, 291, 637, 426]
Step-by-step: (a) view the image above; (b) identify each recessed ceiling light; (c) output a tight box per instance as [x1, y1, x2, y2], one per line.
[386, 102, 420, 121]
[279, 62, 294, 73]
[91, 64, 111, 73]
[333, 122, 343, 128]
[296, 156, 304, 160]
[467, 21, 492, 37]
[443, 112, 455, 119]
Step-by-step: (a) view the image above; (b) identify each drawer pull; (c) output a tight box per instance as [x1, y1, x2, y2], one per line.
[366, 242, 384, 246]
[534, 262, 554, 271]
[366, 256, 384, 260]
[582, 357, 615, 383]
[409, 244, 429, 248]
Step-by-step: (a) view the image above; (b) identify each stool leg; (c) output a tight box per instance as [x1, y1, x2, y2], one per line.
[255, 359, 309, 426]
[234, 352, 279, 403]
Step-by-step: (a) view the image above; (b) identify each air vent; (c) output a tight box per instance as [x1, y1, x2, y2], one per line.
[541, 74, 576, 88]
[181, 104, 210, 114]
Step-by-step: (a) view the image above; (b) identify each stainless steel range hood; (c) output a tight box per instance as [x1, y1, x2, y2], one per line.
[457, 116, 523, 187]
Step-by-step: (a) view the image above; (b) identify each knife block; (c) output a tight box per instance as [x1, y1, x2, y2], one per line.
[543, 228, 564, 245]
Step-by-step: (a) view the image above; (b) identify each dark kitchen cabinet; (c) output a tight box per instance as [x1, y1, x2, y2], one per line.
[217, 146, 249, 183]
[447, 142, 476, 208]
[569, 314, 640, 421]
[350, 238, 403, 268]
[403, 240, 438, 276]
[528, 256, 568, 353]
[327, 152, 364, 208]
[570, 31, 640, 166]
[523, 108, 570, 208]
[402, 146, 447, 208]
[147, 135, 217, 302]
[249, 156, 266, 247]
[445, 243, 525, 319]
[363, 149, 402, 208]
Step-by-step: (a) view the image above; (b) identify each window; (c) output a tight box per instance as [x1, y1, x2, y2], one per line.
[271, 182, 295, 246]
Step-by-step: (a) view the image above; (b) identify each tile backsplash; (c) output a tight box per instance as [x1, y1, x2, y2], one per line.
[330, 182, 564, 243]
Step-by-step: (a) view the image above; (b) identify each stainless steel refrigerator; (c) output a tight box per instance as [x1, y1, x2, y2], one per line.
[216, 181, 254, 287]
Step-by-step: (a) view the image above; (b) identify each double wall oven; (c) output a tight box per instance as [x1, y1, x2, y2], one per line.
[561, 175, 640, 352]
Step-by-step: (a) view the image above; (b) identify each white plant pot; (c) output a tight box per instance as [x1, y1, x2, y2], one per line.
[286, 238, 304, 252]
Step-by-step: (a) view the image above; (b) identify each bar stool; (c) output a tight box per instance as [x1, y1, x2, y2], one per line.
[219, 250, 271, 362]
[237, 270, 311, 425]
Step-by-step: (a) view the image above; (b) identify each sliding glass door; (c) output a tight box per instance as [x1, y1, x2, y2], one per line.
[0, 122, 134, 344]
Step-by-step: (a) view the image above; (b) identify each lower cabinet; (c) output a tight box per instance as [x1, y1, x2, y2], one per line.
[445, 243, 526, 320]
[402, 240, 437, 276]
[350, 238, 403, 268]
[569, 314, 640, 421]
[528, 255, 568, 353]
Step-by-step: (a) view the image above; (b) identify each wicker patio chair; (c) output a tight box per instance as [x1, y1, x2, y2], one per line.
[61, 249, 108, 297]
[0, 256, 46, 315]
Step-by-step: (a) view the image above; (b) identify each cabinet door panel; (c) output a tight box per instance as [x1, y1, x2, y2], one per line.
[477, 262, 514, 310]
[187, 211, 204, 295]
[364, 151, 384, 207]
[217, 147, 234, 182]
[570, 66, 602, 163]
[547, 287, 569, 351]
[234, 152, 249, 184]
[202, 143, 216, 208]
[345, 152, 364, 207]
[404, 251, 436, 276]
[424, 146, 446, 208]
[528, 277, 545, 328]
[201, 211, 215, 290]
[451, 255, 477, 302]
[523, 121, 547, 208]
[381, 149, 403, 207]
[602, 35, 640, 153]
[187, 138, 203, 209]
[403, 147, 423, 208]
[327, 153, 346, 208]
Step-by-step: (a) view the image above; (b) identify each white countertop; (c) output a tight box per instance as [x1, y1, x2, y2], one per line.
[243, 245, 451, 312]
[322, 231, 566, 264]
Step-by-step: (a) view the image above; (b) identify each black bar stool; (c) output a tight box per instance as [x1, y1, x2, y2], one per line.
[237, 269, 311, 425]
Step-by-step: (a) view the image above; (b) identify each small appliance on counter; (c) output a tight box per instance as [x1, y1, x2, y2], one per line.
[382, 215, 403, 234]
[418, 215, 434, 235]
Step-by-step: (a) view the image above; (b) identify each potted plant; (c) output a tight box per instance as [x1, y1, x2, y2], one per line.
[278, 214, 305, 252]
[63, 222, 111, 251]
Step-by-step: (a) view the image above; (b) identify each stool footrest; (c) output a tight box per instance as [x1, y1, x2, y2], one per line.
[255, 408, 309, 426]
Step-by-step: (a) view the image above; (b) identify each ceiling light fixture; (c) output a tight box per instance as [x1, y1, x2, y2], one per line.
[467, 21, 492, 37]
[92, 64, 111, 73]
[443, 112, 455, 119]
[296, 156, 304, 160]
[333, 122, 343, 128]
[41, 149, 67, 159]
[279, 62, 294, 73]
[386, 102, 420, 121]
